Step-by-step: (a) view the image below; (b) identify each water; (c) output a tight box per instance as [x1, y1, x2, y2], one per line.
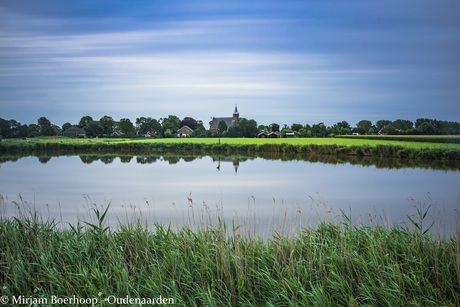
[1, 154, 458, 237]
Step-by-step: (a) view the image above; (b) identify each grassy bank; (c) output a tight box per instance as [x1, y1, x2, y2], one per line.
[1, 206, 459, 306]
[1, 136, 460, 160]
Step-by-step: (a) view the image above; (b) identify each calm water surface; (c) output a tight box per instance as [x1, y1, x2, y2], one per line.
[1, 155, 459, 237]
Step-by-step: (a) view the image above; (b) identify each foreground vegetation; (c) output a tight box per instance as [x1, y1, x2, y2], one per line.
[1, 205, 459, 306]
[1, 136, 460, 161]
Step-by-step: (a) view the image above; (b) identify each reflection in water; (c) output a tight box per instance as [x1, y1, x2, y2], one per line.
[213, 157, 240, 174]
[0, 153, 458, 237]
[119, 156, 133, 163]
[0, 151, 458, 171]
[136, 156, 160, 164]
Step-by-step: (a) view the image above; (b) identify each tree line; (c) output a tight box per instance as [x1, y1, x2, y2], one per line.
[1, 115, 459, 139]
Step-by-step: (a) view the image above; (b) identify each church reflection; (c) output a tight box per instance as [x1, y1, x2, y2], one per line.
[213, 157, 240, 174]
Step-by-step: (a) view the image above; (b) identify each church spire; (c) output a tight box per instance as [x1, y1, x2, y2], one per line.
[233, 104, 239, 122]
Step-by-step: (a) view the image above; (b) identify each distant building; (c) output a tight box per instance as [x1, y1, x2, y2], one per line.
[63, 126, 85, 138]
[258, 132, 268, 138]
[112, 129, 123, 136]
[176, 125, 194, 137]
[209, 105, 239, 131]
[378, 127, 388, 135]
[259, 131, 281, 138]
[268, 131, 281, 138]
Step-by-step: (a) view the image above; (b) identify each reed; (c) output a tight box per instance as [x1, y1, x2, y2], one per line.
[1, 202, 459, 306]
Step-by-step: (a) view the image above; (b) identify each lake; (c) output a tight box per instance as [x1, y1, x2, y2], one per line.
[1, 154, 459, 237]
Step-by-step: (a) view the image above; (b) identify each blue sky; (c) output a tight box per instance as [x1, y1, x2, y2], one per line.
[1, 0, 459, 128]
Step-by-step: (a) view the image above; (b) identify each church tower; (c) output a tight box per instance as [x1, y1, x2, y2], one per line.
[232, 105, 239, 123]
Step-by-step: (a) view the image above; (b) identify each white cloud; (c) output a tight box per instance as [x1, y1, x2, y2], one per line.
[1, 2, 459, 125]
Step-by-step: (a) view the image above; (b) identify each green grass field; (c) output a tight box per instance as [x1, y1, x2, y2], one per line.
[3, 135, 460, 150]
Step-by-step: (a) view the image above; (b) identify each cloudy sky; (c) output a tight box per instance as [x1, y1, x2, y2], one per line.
[1, 0, 459, 128]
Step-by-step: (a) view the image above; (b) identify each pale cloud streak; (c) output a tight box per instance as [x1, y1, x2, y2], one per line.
[1, 1, 459, 126]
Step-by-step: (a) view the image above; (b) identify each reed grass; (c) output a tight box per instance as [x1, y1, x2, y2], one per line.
[1, 202, 459, 306]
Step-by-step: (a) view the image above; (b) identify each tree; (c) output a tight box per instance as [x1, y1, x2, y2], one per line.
[38, 116, 55, 136]
[180, 117, 197, 130]
[224, 118, 258, 137]
[136, 117, 162, 136]
[0, 118, 18, 138]
[99, 115, 115, 136]
[415, 118, 457, 134]
[218, 120, 228, 133]
[161, 115, 180, 137]
[298, 128, 308, 137]
[311, 122, 327, 137]
[192, 120, 206, 137]
[418, 122, 435, 135]
[61, 123, 72, 133]
[78, 116, 93, 129]
[329, 121, 351, 135]
[240, 118, 258, 137]
[28, 124, 40, 137]
[291, 123, 303, 132]
[258, 124, 267, 132]
[163, 129, 173, 138]
[118, 118, 135, 136]
[385, 124, 396, 135]
[280, 127, 294, 137]
[357, 120, 372, 135]
[0, 119, 29, 138]
[376, 120, 392, 131]
[269, 123, 280, 132]
[392, 119, 413, 133]
[0, 118, 12, 138]
[85, 121, 103, 137]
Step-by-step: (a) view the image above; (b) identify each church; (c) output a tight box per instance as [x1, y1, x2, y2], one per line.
[209, 105, 239, 131]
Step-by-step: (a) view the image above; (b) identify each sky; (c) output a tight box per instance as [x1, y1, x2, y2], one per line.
[1, 0, 459, 128]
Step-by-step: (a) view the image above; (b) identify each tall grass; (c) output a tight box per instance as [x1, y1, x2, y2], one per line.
[1, 201, 459, 306]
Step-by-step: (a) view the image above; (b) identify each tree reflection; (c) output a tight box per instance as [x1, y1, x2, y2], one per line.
[0, 152, 459, 171]
[163, 156, 180, 164]
[119, 156, 133, 163]
[37, 156, 52, 164]
[136, 156, 160, 164]
[80, 155, 100, 164]
[100, 156, 115, 164]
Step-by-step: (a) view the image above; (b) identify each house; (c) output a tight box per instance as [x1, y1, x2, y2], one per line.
[209, 105, 239, 131]
[176, 125, 194, 137]
[284, 132, 295, 138]
[258, 132, 268, 138]
[112, 129, 123, 136]
[258, 131, 280, 138]
[63, 126, 85, 138]
[140, 130, 157, 138]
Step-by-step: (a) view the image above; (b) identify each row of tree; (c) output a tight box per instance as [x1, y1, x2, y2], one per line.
[1, 115, 459, 139]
